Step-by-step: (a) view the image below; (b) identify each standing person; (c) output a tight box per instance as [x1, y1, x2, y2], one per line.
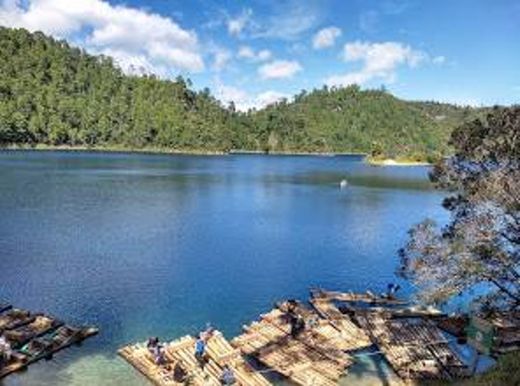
[194, 335, 207, 369]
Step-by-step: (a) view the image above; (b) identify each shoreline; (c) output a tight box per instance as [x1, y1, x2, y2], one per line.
[1, 144, 432, 165]
[1, 144, 367, 157]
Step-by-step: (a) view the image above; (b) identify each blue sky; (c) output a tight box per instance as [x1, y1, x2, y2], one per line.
[1, 0, 519, 109]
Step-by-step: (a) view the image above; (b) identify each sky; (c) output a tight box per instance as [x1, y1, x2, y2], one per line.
[0, 0, 519, 110]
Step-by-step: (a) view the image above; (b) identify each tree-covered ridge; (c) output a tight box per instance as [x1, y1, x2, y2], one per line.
[246, 87, 457, 159]
[0, 27, 233, 151]
[0, 27, 486, 158]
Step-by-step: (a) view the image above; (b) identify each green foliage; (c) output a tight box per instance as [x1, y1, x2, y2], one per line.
[0, 27, 232, 150]
[399, 107, 520, 311]
[0, 27, 486, 157]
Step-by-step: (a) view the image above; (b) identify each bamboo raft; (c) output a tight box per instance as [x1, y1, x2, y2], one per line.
[309, 298, 372, 350]
[0, 304, 98, 379]
[355, 311, 467, 380]
[119, 290, 471, 385]
[310, 288, 408, 306]
[231, 302, 356, 386]
[119, 331, 272, 386]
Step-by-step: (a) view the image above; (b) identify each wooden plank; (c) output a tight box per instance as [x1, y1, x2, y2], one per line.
[310, 298, 372, 350]
[231, 304, 353, 386]
[206, 331, 272, 386]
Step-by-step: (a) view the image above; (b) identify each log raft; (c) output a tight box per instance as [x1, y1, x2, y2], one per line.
[119, 290, 471, 385]
[355, 310, 467, 380]
[118, 331, 272, 386]
[0, 304, 98, 380]
[231, 302, 359, 386]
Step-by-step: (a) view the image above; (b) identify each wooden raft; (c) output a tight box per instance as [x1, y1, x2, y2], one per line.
[310, 288, 408, 305]
[119, 331, 272, 386]
[309, 298, 372, 350]
[231, 303, 354, 386]
[355, 311, 467, 380]
[0, 306, 98, 380]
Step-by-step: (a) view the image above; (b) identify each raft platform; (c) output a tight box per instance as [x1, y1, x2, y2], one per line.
[231, 301, 363, 386]
[119, 330, 271, 386]
[0, 304, 98, 379]
[119, 289, 470, 385]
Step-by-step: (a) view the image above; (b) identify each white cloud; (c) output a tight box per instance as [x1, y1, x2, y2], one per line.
[237, 45, 272, 62]
[258, 60, 302, 80]
[227, 8, 252, 36]
[214, 80, 289, 111]
[312, 26, 341, 49]
[326, 41, 426, 87]
[0, 0, 204, 74]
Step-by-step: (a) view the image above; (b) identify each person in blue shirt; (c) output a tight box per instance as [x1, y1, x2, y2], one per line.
[194, 335, 207, 369]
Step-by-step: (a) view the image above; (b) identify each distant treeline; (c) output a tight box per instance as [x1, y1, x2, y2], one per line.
[0, 27, 488, 160]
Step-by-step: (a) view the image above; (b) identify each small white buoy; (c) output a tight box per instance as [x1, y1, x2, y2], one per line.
[339, 179, 348, 189]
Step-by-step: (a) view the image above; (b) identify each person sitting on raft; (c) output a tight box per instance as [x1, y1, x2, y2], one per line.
[147, 337, 159, 352]
[220, 364, 236, 385]
[172, 360, 189, 382]
[0, 331, 13, 366]
[382, 283, 401, 300]
[146, 337, 166, 365]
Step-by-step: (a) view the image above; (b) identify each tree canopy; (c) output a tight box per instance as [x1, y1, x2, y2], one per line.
[0, 27, 487, 159]
[399, 107, 520, 312]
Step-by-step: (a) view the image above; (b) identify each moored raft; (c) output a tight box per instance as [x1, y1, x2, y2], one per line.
[231, 302, 354, 386]
[118, 331, 272, 386]
[0, 309, 35, 330]
[0, 323, 99, 379]
[309, 297, 372, 350]
[119, 289, 474, 385]
[0, 303, 98, 380]
[4, 314, 64, 348]
[355, 310, 467, 380]
[310, 287, 408, 306]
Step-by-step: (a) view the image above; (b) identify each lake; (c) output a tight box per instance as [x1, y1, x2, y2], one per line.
[0, 150, 448, 385]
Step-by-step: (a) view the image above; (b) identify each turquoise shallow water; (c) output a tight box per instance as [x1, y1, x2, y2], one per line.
[0, 151, 448, 385]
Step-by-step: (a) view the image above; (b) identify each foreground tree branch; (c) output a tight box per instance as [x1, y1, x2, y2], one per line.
[399, 107, 520, 312]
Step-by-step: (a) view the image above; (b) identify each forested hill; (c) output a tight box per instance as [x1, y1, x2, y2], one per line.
[0, 27, 486, 159]
[245, 88, 486, 160]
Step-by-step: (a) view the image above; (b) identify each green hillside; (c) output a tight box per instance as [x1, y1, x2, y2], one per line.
[0, 27, 487, 159]
[242, 87, 478, 160]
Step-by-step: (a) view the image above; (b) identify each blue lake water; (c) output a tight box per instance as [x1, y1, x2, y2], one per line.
[0, 150, 448, 385]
